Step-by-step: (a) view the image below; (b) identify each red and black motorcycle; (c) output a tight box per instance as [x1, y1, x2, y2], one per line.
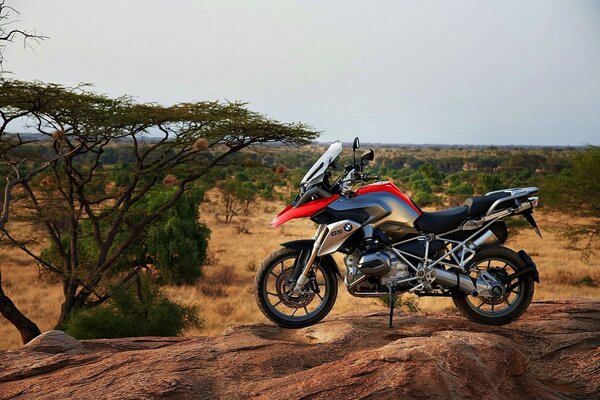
[254, 138, 541, 327]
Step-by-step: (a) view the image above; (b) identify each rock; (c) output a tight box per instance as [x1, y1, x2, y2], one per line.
[0, 300, 598, 399]
[24, 330, 88, 356]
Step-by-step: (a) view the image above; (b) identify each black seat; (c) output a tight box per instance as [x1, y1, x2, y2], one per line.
[414, 206, 469, 234]
[463, 192, 513, 217]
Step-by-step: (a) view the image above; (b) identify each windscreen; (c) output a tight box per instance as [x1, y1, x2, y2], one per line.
[300, 141, 342, 185]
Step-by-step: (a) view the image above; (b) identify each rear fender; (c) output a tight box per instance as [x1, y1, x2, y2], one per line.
[517, 250, 540, 283]
[280, 239, 341, 280]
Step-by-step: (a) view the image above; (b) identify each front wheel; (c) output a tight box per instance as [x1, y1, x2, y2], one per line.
[254, 248, 338, 328]
[453, 246, 535, 325]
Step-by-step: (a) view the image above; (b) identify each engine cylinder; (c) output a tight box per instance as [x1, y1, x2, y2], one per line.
[357, 250, 392, 276]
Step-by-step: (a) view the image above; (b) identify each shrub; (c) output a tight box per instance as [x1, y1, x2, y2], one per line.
[63, 278, 200, 339]
[575, 276, 596, 287]
[216, 302, 234, 316]
[200, 283, 227, 297]
[213, 267, 237, 286]
[144, 188, 210, 284]
[412, 191, 441, 207]
[246, 261, 257, 272]
[378, 294, 420, 312]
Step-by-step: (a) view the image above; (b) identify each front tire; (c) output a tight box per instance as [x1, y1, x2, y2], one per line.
[254, 248, 338, 328]
[453, 246, 535, 326]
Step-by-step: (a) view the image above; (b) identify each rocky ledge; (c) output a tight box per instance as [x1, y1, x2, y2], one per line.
[0, 299, 599, 399]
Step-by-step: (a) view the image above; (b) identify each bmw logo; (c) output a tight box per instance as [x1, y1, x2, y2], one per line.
[343, 223, 353, 232]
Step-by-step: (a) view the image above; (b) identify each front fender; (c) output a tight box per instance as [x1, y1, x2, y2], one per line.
[280, 239, 341, 279]
[271, 195, 340, 227]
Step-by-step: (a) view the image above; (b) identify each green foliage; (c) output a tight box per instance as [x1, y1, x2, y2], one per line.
[418, 163, 444, 186]
[542, 146, 600, 257]
[412, 191, 441, 207]
[109, 161, 134, 186]
[575, 276, 596, 287]
[411, 178, 432, 194]
[143, 188, 210, 284]
[447, 182, 474, 196]
[218, 177, 257, 223]
[475, 173, 503, 194]
[379, 294, 420, 312]
[39, 187, 210, 285]
[63, 277, 200, 339]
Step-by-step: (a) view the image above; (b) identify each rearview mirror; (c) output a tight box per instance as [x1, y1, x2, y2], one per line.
[361, 149, 374, 162]
[352, 137, 360, 150]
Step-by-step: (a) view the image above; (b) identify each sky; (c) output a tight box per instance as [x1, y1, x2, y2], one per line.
[4, 0, 600, 145]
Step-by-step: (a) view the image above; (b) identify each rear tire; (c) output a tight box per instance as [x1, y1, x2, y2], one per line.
[453, 246, 535, 326]
[254, 248, 338, 328]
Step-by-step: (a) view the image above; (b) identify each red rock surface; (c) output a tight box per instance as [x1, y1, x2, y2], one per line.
[0, 299, 598, 399]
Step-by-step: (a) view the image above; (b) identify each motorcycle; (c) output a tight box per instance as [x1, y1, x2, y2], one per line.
[254, 138, 541, 328]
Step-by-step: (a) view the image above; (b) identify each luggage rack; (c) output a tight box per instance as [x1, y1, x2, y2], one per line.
[484, 187, 539, 216]
[458, 187, 539, 231]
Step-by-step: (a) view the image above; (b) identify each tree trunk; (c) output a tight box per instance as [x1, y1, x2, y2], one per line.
[58, 281, 88, 326]
[0, 272, 41, 344]
[58, 279, 78, 325]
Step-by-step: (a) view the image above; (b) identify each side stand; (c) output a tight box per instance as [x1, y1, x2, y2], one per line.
[388, 286, 396, 328]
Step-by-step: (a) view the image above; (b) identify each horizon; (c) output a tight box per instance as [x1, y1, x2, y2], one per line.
[5, 131, 593, 148]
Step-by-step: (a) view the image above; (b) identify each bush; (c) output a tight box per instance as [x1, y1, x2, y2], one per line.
[144, 188, 210, 284]
[412, 191, 441, 207]
[575, 276, 596, 287]
[63, 278, 200, 339]
[213, 266, 237, 286]
[378, 294, 420, 312]
[200, 283, 228, 297]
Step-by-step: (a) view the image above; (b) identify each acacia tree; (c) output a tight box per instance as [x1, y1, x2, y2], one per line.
[218, 177, 256, 223]
[0, 79, 318, 337]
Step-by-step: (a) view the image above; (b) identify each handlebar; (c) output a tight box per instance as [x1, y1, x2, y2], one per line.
[362, 173, 381, 181]
[312, 149, 380, 197]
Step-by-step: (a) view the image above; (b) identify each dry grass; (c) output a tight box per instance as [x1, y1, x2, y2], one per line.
[0, 251, 63, 350]
[1, 189, 599, 350]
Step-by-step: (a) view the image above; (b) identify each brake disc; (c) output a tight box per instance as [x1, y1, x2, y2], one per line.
[275, 267, 315, 308]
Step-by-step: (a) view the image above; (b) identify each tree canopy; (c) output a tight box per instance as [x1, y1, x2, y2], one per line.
[0, 78, 319, 327]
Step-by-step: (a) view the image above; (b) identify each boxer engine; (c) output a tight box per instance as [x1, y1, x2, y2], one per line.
[344, 249, 412, 293]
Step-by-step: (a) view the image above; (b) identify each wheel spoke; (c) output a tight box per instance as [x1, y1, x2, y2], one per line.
[291, 307, 299, 316]
[280, 262, 284, 274]
[505, 299, 511, 306]
[272, 300, 281, 307]
[270, 271, 279, 279]
[304, 306, 309, 315]
[491, 303, 495, 312]
[267, 291, 278, 297]
[477, 300, 484, 309]
[316, 292, 323, 300]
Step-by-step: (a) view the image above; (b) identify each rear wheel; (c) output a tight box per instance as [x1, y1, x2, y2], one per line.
[254, 248, 338, 328]
[453, 246, 535, 325]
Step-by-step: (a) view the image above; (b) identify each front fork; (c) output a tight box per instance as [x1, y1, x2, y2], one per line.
[293, 224, 327, 293]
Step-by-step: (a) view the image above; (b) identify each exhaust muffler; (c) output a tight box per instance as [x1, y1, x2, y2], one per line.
[433, 267, 503, 297]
